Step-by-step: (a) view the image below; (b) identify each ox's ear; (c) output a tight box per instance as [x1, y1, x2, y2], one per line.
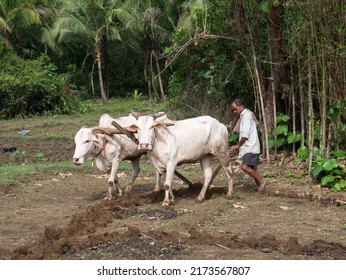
[93, 140, 102, 148]
[126, 125, 138, 133]
[154, 123, 174, 130]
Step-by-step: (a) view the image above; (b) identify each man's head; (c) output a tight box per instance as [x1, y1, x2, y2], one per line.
[231, 98, 246, 115]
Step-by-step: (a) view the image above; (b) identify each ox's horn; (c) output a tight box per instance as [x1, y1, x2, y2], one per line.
[152, 111, 166, 119]
[91, 126, 121, 135]
[130, 111, 142, 119]
[163, 123, 175, 127]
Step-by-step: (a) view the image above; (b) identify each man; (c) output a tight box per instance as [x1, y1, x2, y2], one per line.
[229, 99, 266, 191]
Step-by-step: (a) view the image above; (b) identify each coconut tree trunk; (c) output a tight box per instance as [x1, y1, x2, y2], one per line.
[153, 48, 165, 98]
[144, 53, 153, 99]
[95, 35, 107, 102]
[103, 35, 109, 100]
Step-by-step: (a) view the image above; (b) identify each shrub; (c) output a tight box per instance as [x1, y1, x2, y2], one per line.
[0, 43, 82, 119]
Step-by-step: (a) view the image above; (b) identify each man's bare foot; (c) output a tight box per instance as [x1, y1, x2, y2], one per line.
[257, 180, 267, 192]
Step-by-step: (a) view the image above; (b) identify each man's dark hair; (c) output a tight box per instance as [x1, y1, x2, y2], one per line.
[233, 98, 246, 107]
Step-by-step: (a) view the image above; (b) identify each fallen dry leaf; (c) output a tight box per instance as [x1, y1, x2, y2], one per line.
[233, 204, 247, 209]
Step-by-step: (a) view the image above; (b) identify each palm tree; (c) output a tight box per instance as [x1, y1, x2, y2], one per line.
[0, 0, 52, 52]
[117, 0, 179, 99]
[51, 0, 123, 102]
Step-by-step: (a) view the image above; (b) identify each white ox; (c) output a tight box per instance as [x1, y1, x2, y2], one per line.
[72, 113, 160, 200]
[127, 114, 233, 207]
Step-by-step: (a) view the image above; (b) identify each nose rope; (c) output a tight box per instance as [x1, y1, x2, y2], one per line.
[94, 135, 108, 157]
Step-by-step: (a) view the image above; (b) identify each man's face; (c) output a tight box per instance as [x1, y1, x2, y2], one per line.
[231, 102, 243, 115]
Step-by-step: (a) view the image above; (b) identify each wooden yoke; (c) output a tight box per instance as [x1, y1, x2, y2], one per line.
[111, 120, 139, 144]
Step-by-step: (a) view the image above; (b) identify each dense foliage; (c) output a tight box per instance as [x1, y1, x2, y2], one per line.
[0, 41, 81, 118]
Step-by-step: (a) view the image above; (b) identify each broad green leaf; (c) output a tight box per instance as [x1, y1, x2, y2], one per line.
[260, 1, 271, 13]
[312, 165, 324, 178]
[281, 115, 290, 122]
[277, 137, 285, 148]
[331, 180, 346, 192]
[287, 133, 301, 144]
[321, 175, 335, 186]
[332, 183, 341, 192]
[330, 150, 346, 158]
[312, 147, 320, 156]
[276, 124, 288, 136]
[273, 0, 280, 7]
[322, 159, 339, 171]
[268, 138, 274, 149]
[297, 146, 308, 159]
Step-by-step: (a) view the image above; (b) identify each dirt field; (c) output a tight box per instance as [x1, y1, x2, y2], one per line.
[1, 118, 346, 260]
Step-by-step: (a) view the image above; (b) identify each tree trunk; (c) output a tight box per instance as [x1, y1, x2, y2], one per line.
[95, 36, 107, 102]
[144, 53, 153, 99]
[102, 35, 109, 100]
[153, 49, 165, 98]
[267, 2, 284, 102]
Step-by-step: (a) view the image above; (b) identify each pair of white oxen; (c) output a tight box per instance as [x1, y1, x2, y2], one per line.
[72, 112, 234, 207]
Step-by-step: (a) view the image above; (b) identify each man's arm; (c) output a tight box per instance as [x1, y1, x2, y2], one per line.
[230, 136, 248, 153]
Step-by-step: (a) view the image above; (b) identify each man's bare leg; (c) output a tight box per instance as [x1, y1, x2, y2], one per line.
[241, 164, 266, 191]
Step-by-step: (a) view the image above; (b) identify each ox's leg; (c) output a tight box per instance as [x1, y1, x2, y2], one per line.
[153, 170, 162, 192]
[107, 159, 122, 200]
[124, 157, 140, 195]
[218, 154, 233, 198]
[196, 155, 213, 202]
[162, 164, 175, 207]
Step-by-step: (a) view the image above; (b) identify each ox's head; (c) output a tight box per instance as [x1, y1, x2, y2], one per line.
[72, 127, 104, 164]
[126, 112, 174, 151]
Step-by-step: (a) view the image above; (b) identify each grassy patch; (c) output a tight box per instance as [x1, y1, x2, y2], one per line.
[0, 161, 77, 180]
[307, 221, 317, 227]
[81, 97, 164, 117]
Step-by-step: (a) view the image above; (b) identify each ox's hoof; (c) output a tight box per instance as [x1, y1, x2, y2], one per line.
[195, 194, 205, 203]
[226, 192, 233, 199]
[161, 202, 170, 209]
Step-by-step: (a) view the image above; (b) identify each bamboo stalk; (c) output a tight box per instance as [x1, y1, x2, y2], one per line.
[244, 2, 270, 163]
[307, 37, 314, 175]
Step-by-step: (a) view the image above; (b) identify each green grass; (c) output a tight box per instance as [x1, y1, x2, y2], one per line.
[307, 221, 317, 227]
[81, 97, 165, 117]
[0, 161, 77, 180]
[118, 157, 156, 173]
[0, 157, 155, 182]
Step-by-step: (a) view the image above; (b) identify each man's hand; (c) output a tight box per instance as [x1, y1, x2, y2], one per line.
[229, 144, 239, 153]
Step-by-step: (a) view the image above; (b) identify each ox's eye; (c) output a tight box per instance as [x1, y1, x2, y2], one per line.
[85, 140, 91, 143]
